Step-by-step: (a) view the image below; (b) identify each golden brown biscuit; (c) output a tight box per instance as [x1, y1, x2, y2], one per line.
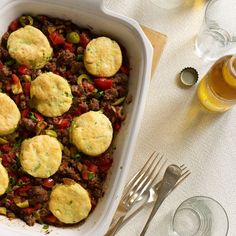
[49, 182, 91, 224]
[84, 36, 122, 77]
[7, 25, 53, 69]
[0, 93, 20, 136]
[20, 135, 62, 178]
[30, 72, 73, 117]
[70, 111, 113, 156]
[0, 162, 9, 196]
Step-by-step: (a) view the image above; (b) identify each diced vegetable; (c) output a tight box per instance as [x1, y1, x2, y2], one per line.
[112, 97, 126, 106]
[66, 32, 80, 44]
[47, 26, 56, 34]
[42, 178, 55, 188]
[76, 54, 83, 61]
[29, 112, 37, 121]
[88, 172, 95, 180]
[15, 200, 29, 208]
[49, 32, 65, 45]
[19, 16, 34, 26]
[18, 65, 28, 75]
[22, 82, 31, 96]
[34, 112, 43, 122]
[21, 207, 34, 215]
[0, 207, 7, 215]
[57, 118, 70, 129]
[64, 42, 75, 53]
[45, 129, 57, 137]
[11, 74, 23, 94]
[45, 214, 57, 224]
[5, 59, 15, 67]
[80, 32, 90, 48]
[77, 74, 91, 85]
[9, 20, 19, 31]
[82, 80, 94, 92]
[0, 138, 9, 144]
[94, 78, 113, 90]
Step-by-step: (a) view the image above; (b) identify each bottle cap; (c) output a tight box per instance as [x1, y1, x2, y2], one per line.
[179, 67, 199, 86]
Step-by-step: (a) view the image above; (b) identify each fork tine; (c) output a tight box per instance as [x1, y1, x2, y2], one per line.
[125, 155, 167, 206]
[122, 151, 157, 197]
[172, 169, 191, 192]
[122, 153, 161, 201]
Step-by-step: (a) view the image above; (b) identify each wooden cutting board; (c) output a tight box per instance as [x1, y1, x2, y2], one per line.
[141, 25, 167, 78]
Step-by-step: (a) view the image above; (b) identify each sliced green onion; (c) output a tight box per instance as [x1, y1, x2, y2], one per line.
[29, 112, 37, 121]
[66, 32, 80, 44]
[74, 152, 81, 159]
[112, 97, 126, 106]
[5, 59, 15, 67]
[45, 129, 57, 138]
[19, 15, 34, 26]
[16, 200, 29, 208]
[76, 54, 83, 61]
[88, 172, 95, 180]
[0, 207, 7, 215]
[0, 137, 8, 144]
[77, 74, 92, 85]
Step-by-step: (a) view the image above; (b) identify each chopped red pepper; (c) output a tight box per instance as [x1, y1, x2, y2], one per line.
[80, 32, 90, 48]
[12, 74, 20, 84]
[64, 42, 75, 53]
[21, 207, 34, 215]
[1, 153, 15, 167]
[19, 176, 30, 183]
[94, 78, 113, 90]
[16, 185, 32, 194]
[49, 31, 65, 45]
[18, 65, 28, 75]
[114, 121, 121, 131]
[82, 80, 94, 92]
[21, 108, 30, 118]
[42, 178, 55, 188]
[82, 170, 89, 180]
[9, 19, 19, 31]
[0, 62, 4, 69]
[34, 112, 43, 122]
[34, 203, 42, 210]
[0, 144, 11, 153]
[57, 118, 70, 129]
[22, 82, 31, 96]
[84, 161, 98, 173]
[120, 65, 130, 75]
[45, 214, 58, 223]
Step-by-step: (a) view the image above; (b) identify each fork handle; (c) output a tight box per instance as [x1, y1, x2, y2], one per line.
[104, 206, 127, 236]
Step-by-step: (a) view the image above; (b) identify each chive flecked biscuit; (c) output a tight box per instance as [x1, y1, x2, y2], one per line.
[49, 182, 92, 224]
[84, 36, 122, 77]
[0, 162, 9, 196]
[20, 135, 62, 178]
[70, 111, 113, 156]
[0, 93, 21, 136]
[30, 72, 73, 117]
[7, 25, 53, 69]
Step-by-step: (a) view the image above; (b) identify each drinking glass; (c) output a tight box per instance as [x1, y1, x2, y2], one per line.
[150, 0, 184, 9]
[195, 0, 236, 61]
[171, 196, 229, 236]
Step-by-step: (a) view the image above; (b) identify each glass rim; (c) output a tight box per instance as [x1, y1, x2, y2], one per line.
[203, 0, 236, 43]
[171, 195, 229, 236]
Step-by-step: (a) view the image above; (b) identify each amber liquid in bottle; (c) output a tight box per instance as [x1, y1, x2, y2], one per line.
[198, 55, 236, 112]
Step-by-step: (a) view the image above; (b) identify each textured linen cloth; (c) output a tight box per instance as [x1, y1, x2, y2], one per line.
[104, 0, 235, 235]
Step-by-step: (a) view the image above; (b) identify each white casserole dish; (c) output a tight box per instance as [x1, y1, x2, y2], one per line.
[0, 0, 153, 235]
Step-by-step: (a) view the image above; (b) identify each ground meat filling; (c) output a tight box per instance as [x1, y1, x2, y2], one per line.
[0, 14, 130, 227]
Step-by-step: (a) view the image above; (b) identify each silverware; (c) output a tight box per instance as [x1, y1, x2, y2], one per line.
[114, 164, 190, 233]
[140, 164, 189, 236]
[105, 151, 167, 236]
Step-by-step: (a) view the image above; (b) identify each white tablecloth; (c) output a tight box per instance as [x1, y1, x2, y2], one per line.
[104, 0, 235, 235]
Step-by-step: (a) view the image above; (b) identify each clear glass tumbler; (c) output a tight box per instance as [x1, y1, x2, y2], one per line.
[171, 196, 229, 236]
[195, 0, 236, 61]
[150, 0, 184, 9]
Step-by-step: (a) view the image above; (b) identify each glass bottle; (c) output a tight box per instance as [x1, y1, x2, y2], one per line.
[198, 55, 236, 112]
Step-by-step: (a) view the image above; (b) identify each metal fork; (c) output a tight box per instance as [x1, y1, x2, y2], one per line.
[111, 164, 191, 234]
[105, 151, 167, 236]
[140, 164, 191, 235]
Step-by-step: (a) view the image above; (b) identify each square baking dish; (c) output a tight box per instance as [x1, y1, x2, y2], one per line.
[0, 0, 153, 235]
